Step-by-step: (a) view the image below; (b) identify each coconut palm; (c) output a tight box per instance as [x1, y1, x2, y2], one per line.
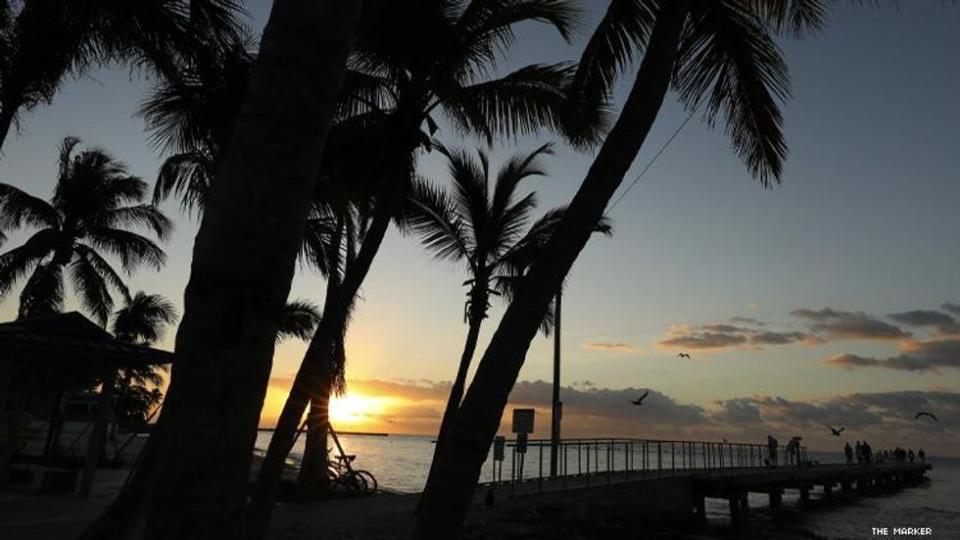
[78, 2, 365, 536]
[0, 0, 244, 154]
[415, 1, 830, 536]
[405, 144, 563, 448]
[108, 291, 177, 436]
[0, 137, 171, 325]
[112, 291, 178, 345]
[250, 0, 603, 526]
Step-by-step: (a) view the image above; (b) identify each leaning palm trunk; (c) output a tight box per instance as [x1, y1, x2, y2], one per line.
[295, 394, 331, 498]
[426, 284, 488, 480]
[248, 200, 393, 539]
[413, 3, 689, 538]
[78, 1, 362, 538]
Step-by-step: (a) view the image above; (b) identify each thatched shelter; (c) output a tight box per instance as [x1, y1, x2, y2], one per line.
[0, 312, 173, 495]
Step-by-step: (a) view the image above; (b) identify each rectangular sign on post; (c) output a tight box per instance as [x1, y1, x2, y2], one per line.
[512, 408, 535, 434]
[493, 436, 506, 461]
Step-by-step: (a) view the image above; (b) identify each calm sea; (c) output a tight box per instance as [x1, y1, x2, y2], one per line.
[255, 432, 960, 539]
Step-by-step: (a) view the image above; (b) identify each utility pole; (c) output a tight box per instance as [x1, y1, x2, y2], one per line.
[550, 287, 562, 477]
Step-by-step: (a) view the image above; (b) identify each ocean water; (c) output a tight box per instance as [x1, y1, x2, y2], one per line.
[255, 432, 960, 539]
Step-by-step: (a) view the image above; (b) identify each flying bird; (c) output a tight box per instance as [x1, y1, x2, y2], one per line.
[677, 352, 691, 359]
[825, 424, 845, 436]
[630, 391, 650, 406]
[915, 412, 939, 422]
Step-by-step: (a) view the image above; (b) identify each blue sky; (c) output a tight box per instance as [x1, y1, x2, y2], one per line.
[1, 2, 958, 453]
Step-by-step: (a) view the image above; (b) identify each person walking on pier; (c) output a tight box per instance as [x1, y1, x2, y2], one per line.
[767, 435, 778, 468]
[918, 448, 926, 463]
[863, 441, 873, 464]
[844, 442, 854, 465]
[908, 449, 915, 463]
[855, 441, 863, 465]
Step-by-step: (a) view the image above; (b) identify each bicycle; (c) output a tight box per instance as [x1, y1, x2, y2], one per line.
[325, 425, 378, 496]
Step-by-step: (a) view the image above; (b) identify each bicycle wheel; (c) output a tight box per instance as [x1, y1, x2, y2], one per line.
[339, 471, 368, 495]
[355, 470, 378, 494]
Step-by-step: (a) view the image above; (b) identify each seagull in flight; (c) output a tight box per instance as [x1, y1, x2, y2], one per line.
[677, 352, 691, 359]
[825, 424, 845, 436]
[630, 391, 650, 406]
[915, 412, 939, 422]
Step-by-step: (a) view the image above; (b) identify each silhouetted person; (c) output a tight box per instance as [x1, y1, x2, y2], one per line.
[908, 449, 915, 463]
[767, 435, 778, 468]
[786, 437, 802, 469]
[855, 441, 863, 465]
[918, 448, 926, 463]
[844, 442, 853, 465]
[863, 441, 873, 464]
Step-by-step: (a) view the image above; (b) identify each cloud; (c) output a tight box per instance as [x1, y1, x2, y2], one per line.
[825, 338, 960, 372]
[658, 323, 811, 351]
[791, 308, 910, 341]
[659, 330, 748, 350]
[583, 341, 641, 352]
[889, 309, 960, 336]
[942, 302, 960, 316]
[730, 316, 765, 327]
[266, 377, 960, 455]
[750, 331, 814, 346]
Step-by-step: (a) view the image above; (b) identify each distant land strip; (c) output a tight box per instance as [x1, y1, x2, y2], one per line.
[257, 428, 389, 437]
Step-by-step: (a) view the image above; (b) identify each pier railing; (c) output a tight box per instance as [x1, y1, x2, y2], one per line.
[484, 437, 808, 489]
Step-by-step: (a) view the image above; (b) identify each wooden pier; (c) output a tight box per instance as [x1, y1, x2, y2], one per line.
[483, 437, 932, 526]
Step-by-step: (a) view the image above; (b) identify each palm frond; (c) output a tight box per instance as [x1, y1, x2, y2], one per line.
[569, 0, 659, 103]
[93, 205, 174, 241]
[441, 63, 577, 142]
[490, 142, 554, 219]
[0, 183, 60, 230]
[449, 0, 580, 82]
[0, 228, 58, 296]
[740, 0, 830, 36]
[153, 150, 215, 214]
[674, 1, 789, 185]
[404, 178, 471, 263]
[69, 254, 114, 325]
[277, 299, 322, 343]
[112, 291, 178, 345]
[17, 261, 64, 320]
[74, 243, 131, 305]
[86, 228, 166, 272]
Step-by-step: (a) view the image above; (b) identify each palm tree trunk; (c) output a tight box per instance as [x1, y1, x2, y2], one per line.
[78, 1, 362, 538]
[295, 395, 331, 499]
[413, 3, 689, 538]
[248, 199, 393, 540]
[424, 309, 484, 488]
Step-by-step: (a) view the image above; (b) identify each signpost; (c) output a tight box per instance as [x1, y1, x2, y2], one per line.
[512, 408, 535, 481]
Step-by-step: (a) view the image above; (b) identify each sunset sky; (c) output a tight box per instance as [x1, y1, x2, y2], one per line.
[1, 2, 958, 455]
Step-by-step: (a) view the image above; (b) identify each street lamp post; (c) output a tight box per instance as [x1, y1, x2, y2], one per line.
[550, 287, 561, 477]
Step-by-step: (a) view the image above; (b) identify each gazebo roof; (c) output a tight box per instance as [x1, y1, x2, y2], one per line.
[0, 312, 174, 367]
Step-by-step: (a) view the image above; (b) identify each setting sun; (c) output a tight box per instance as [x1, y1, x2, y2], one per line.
[329, 393, 395, 427]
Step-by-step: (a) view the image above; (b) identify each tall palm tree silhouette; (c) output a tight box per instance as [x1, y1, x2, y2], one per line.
[0, 0, 244, 153]
[416, 2, 829, 536]
[0, 137, 171, 325]
[406, 143, 565, 448]
[251, 0, 602, 526]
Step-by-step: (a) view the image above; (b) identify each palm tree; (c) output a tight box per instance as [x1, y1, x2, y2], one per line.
[108, 292, 177, 437]
[0, 0, 244, 154]
[415, 1, 829, 536]
[250, 0, 602, 529]
[79, 1, 365, 537]
[405, 143, 564, 451]
[0, 137, 171, 325]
